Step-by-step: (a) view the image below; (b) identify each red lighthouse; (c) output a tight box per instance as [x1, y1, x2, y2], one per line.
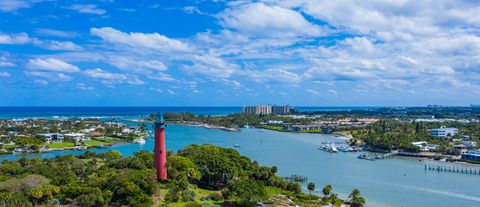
[153, 113, 167, 180]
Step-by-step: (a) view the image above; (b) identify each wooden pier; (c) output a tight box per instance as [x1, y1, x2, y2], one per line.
[282, 174, 308, 182]
[425, 164, 480, 175]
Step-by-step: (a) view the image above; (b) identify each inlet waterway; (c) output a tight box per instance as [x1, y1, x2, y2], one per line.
[2, 124, 480, 207]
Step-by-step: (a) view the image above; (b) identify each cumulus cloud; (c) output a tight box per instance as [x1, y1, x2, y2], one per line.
[27, 58, 80, 73]
[306, 89, 320, 95]
[83, 68, 126, 80]
[0, 0, 32, 12]
[150, 72, 174, 82]
[33, 40, 83, 51]
[76, 83, 94, 90]
[0, 32, 81, 51]
[0, 33, 30, 44]
[219, 2, 325, 38]
[24, 71, 72, 81]
[68, 4, 106, 15]
[108, 57, 167, 72]
[0, 56, 16, 67]
[90, 27, 190, 51]
[181, 54, 238, 79]
[0, 71, 11, 77]
[83, 68, 144, 85]
[328, 89, 338, 95]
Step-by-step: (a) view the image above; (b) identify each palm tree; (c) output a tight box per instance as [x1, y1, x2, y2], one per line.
[322, 184, 332, 198]
[307, 182, 315, 195]
[348, 189, 365, 207]
[329, 193, 338, 207]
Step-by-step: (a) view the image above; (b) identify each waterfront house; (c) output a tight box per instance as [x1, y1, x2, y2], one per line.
[64, 133, 88, 142]
[431, 126, 458, 138]
[38, 133, 64, 143]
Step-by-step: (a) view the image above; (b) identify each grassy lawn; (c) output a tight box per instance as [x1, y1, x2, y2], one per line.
[84, 137, 121, 147]
[299, 129, 323, 133]
[263, 125, 287, 132]
[3, 144, 19, 150]
[337, 130, 353, 135]
[47, 142, 75, 148]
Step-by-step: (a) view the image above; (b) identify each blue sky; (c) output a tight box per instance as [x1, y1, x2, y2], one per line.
[0, 0, 479, 106]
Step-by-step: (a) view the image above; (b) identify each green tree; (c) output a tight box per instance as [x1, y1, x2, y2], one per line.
[223, 178, 267, 206]
[166, 156, 201, 182]
[322, 184, 332, 198]
[348, 189, 366, 207]
[307, 182, 315, 195]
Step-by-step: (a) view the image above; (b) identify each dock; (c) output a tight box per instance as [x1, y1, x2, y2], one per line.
[282, 174, 308, 182]
[358, 150, 399, 161]
[425, 164, 480, 175]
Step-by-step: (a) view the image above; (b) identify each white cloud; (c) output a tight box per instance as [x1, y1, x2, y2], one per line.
[0, 71, 10, 77]
[83, 68, 126, 80]
[0, 33, 30, 44]
[328, 89, 338, 95]
[219, 2, 324, 38]
[83, 68, 144, 85]
[25, 71, 72, 81]
[0, 0, 31, 12]
[27, 58, 80, 73]
[108, 57, 167, 72]
[35, 28, 78, 38]
[33, 40, 82, 51]
[68, 4, 106, 15]
[150, 72, 174, 82]
[306, 89, 320, 95]
[0, 56, 16, 67]
[150, 87, 163, 93]
[182, 54, 238, 78]
[33, 79, 49, 85]
[76, 83, 94, 90]
[91, 27, 190, 51]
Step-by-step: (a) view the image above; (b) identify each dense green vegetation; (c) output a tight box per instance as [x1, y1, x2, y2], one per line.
[0, 144, 365, 206]
[163, 112, 311, 128]
[351, 120, 480, 153]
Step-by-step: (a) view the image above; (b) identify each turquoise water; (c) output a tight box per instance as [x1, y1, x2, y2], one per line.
[2, 124, 480, 207]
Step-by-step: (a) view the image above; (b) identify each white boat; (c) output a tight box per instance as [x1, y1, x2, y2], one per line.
[318, 141, 338, 153]
[330, 142, 338, 152]
[133, 138, 146, 144]
[234, 144, 241, 147]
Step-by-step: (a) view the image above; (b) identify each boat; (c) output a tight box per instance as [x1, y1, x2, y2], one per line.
[234, 144, 241, 148]
[330, 142, 338, 152]
[133, 137, 146, 144]
[318, 141, 338, 153]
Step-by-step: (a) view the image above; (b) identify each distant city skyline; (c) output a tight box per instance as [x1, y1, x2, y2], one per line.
[0, 1, 479, 106]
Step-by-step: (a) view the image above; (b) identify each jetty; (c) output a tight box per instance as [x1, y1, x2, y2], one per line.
[425, 164, 480, 175]
[282, 175, 308, 182]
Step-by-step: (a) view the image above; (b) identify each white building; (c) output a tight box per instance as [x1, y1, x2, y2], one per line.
[38, 133, 64, 143]
[243, 105, 290, 115]
[64, 133, 88, 142]
[431, 126, 458, 138]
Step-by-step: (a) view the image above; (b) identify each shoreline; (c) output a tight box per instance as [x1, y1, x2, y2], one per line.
[167, 121, 240, 132]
